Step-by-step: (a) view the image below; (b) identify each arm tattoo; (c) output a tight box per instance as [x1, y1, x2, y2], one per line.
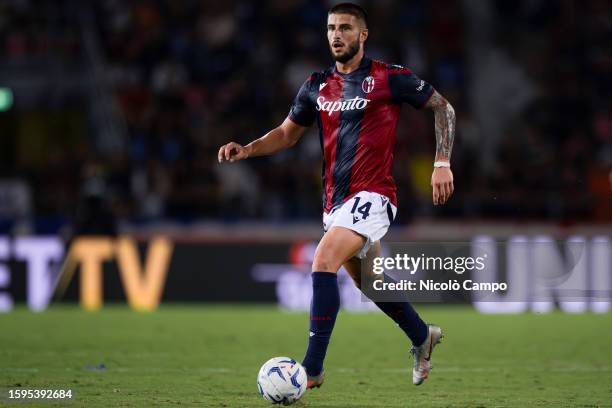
[425, 91, 456, 162]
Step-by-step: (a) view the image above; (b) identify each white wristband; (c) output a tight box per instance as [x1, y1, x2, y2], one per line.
[434, 161, 450, 168]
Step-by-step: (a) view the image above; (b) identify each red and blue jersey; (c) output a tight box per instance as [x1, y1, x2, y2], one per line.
[288, 56, 434, 213]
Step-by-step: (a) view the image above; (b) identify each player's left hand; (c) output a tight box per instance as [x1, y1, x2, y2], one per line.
[431, 167, 454, 205]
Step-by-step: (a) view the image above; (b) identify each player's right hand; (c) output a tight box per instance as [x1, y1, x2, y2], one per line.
[218, 142, 250, 163]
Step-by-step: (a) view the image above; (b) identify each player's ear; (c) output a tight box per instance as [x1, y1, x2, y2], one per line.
[360, 28, 368, 44]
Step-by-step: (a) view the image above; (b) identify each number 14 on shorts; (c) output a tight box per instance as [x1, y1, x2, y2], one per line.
[350, 196, 372, 223]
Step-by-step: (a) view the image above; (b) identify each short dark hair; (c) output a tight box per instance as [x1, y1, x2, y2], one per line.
[328, 2, 368, 28]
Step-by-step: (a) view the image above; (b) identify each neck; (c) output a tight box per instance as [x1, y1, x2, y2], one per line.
[335, 49, 365, 74]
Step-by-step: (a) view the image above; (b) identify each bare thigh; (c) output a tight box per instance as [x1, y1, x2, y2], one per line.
[343, 241, 381, 289]
[312, 226, 366, 273]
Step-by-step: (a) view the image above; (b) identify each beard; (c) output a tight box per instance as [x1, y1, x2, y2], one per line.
[331, 40, 360, 63]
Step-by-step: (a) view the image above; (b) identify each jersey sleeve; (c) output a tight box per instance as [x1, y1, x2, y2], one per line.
[388, 68, 435, 109]
[288, 77, 317, 127]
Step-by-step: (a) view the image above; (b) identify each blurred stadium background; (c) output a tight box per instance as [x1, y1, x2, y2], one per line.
[1, 0, 611, 231]
[0, 0, 610, 309]
[0, 0, 612, 307]
[0, 1, 611, 406]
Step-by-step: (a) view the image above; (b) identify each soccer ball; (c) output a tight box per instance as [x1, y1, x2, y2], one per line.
[257, 357, 307, 405]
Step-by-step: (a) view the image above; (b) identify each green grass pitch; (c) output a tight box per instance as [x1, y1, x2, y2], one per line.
[1, 305, 611, 407]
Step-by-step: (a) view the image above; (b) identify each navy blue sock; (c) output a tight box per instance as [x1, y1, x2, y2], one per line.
[302, 272, 340, 377]
[373, 274, 428, 346]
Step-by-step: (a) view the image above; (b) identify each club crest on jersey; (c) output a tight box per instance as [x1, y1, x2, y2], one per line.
[316, 96, 371, 116]
[362, 76, 375, 93]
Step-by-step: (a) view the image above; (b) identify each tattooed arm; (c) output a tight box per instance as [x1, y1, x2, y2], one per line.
[426, 91, 456, 162]
[425, 90, 456, 205]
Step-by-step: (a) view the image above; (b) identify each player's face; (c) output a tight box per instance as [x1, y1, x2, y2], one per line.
[327, 13, 367, 63]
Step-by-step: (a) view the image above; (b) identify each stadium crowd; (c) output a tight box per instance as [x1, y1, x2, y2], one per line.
[0, 0, 610, 233]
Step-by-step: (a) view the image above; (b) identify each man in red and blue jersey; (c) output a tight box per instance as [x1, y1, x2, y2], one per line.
[218, 2, 455, 389]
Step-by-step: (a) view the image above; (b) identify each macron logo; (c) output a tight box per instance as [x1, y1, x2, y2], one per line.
[319, 83, 327, 91]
